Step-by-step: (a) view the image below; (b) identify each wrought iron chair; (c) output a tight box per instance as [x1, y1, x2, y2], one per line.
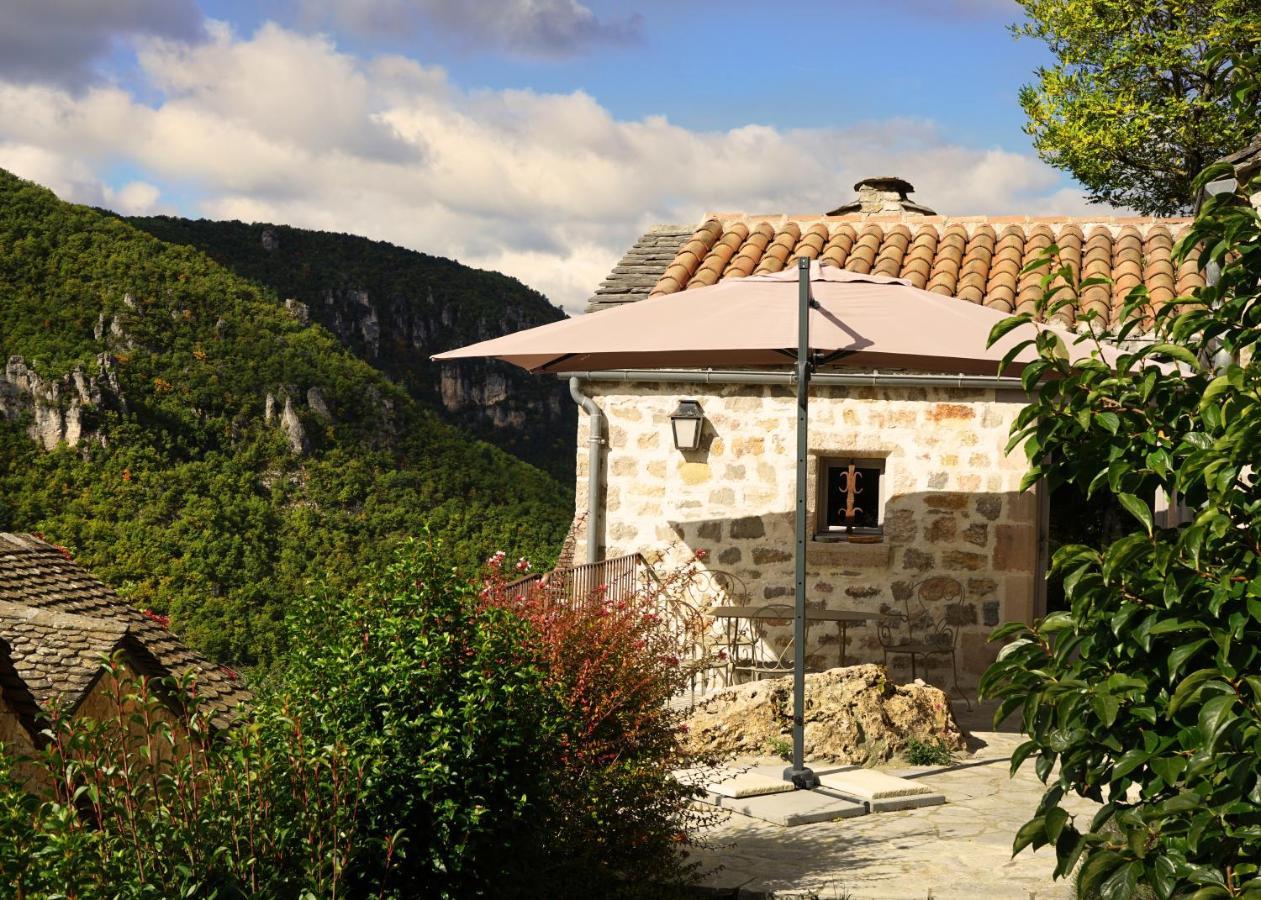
[663, 568, 750, 694]
[729, 603, 797, 682]
[678, 569, 748, 688]
[877, 576, 971, 709]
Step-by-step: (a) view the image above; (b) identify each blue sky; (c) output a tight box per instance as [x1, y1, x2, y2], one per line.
[0, 0, 1093, 312]
[197, 0, 1048, 148]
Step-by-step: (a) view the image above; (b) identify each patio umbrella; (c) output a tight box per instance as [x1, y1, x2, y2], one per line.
[434, 259, 1129, 375]
[435, 258, 1120, 789]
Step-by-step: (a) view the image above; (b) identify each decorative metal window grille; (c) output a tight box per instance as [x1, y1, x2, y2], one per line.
[819, 457, 885, 538]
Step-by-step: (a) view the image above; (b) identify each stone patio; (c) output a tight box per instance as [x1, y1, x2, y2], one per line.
[686, 727, 1098, 899]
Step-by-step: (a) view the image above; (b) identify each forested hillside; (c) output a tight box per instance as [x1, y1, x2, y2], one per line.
[0, 169, 571, 666]
[127, 216, 575, 481]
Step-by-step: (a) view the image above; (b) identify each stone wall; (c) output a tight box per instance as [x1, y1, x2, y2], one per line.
[573, 381, 1039, 686]
[0, 693, 38, 788]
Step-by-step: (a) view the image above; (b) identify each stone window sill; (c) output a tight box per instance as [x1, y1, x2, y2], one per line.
[807, 536, 892, 568]
[812, 532, 883, 544]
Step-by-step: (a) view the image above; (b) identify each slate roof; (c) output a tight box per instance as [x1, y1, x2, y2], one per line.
[0, 534, 249, 724]
[588, 213, 1202, 330]
[0, 601, 128, 711]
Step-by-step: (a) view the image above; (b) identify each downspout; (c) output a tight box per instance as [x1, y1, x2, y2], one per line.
[569, 377, 605, 564]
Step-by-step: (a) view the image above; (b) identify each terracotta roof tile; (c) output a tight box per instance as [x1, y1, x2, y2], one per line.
[819, 223, 857, 269]
[605, 212, 1202, 330]
[873, 224, 910, 277]
[899, 228, 937, 289]
[984, 226, 1024, 313]
[0, 534, 249, 725]
[844, 224, 882, 274]
[753, 223, 801, 275]
[927, 224, 967, 296]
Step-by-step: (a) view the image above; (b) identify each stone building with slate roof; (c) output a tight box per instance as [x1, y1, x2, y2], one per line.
[0, 533, 249, 738]
[568, 177, 1226, 687]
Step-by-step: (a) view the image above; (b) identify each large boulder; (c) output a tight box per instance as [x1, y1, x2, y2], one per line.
[684, 664, 965, 764]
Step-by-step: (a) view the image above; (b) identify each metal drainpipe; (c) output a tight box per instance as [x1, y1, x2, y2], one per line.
[569, 377, 605, 564]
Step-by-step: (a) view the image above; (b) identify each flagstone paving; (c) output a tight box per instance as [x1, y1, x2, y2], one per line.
[688, 731, 1098, 899]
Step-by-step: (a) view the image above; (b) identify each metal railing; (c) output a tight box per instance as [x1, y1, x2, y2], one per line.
[505, 553, 659, 607]
[503, 556, 765, 704]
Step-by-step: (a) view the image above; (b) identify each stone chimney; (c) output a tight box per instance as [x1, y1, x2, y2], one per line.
[828, 176, 936, 216]
[1216, 134, 1261, 210]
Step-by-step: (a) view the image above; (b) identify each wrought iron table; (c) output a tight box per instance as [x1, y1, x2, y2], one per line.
[710, 605, 875, 683]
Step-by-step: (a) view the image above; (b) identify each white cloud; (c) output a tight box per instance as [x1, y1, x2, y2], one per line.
[108, 180, 162, 215]
[0, 142, 112, 204]
[0, 22, 1108, 315]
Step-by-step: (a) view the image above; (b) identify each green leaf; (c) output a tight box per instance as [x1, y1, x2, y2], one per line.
[1168, 639, 1209, 677]
[1092, 692, 1121, 727]
[1111, 747, 1149, 780]
[1198, 693, 1236, 747]
[1199, 374, 1232, 412]
[1078, 852, 1125, 897]
[987, 314, 1034, 349]
[1148, 343, 1201, 370]
[1169, 669, 1219, 714]
[1116, 492, 1154, 535]
[1013, 815, 1046, 855]
[1044, 806, 1069, 842]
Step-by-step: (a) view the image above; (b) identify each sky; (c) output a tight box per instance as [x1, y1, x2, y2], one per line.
[0, 0, 1108, 314]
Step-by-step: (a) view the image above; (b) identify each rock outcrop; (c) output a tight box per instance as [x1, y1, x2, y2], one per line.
[124, 216, 577, 480]
[0, 355, 119, 450]
[279, 396, 308, 454]
[685, 664, 965, 764]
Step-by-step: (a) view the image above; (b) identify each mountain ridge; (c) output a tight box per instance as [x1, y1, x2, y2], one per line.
[125, 215, 576, 481]
[0, 168, 571, 666]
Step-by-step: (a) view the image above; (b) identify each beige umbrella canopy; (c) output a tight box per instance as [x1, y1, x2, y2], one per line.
[433, 262, 1122, 376]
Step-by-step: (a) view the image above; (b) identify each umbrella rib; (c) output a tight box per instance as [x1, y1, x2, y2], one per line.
[534, 353, 577, 373]
[816, 349, 857, 367]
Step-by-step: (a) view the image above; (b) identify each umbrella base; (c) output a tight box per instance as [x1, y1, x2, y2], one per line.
[782, 765, 820, 790]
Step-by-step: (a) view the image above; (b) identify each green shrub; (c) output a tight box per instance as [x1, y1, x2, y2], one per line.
[766, 737, 793, 761]
[0, 659, 376, 898]
[902, 737, 955, 767]
[980, 122, 1261, 896]
[0, 540, 715, 898]
[268, 538, 559, 897]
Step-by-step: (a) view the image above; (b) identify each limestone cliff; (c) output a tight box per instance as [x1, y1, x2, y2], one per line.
[128, 217, 576, 481]
[0, 355, 119, 450]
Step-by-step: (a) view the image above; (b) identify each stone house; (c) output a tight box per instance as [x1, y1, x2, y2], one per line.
[0, 533, 249, 787]
[569, 179, 1206, 686]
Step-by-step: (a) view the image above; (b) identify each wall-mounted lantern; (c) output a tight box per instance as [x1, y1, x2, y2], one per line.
[670, 399, 705, 451]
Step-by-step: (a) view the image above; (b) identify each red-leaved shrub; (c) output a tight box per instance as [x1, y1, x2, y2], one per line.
[480, 548, 720, 896]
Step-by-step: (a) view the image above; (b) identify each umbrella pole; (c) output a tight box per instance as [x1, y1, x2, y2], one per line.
[785, 257, 819, 790]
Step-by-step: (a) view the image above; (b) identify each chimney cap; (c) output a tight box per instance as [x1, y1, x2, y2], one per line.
[852, 175, 916, 194]
[828, 175, 936, 216]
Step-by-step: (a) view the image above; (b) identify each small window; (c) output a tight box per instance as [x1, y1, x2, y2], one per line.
[818, 457, 885, 541]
